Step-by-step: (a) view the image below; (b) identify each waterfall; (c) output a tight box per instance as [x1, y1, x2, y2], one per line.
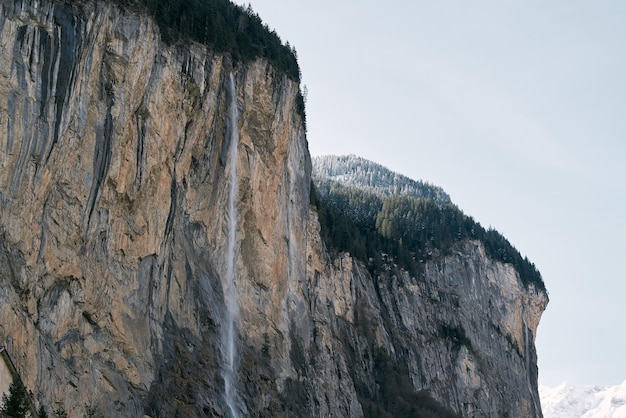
[523, 318, 540, 417]
[222, 72, 241, 418]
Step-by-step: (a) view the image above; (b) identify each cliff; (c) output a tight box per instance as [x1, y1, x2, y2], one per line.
[0, 0, 548, 417]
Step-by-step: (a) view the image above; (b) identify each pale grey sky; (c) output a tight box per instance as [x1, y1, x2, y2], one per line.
[235, 0, 626, 387]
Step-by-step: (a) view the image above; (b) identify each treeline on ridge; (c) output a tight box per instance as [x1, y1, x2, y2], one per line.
[312, 181, 545, 291]
[113, 0, 300, 81]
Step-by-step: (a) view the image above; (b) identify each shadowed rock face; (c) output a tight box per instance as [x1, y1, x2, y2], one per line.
[0, 1, 547, 417]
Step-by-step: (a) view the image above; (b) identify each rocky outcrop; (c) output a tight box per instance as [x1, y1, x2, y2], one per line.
[0, 0, 548, 417]
[307, 232, 548, 417]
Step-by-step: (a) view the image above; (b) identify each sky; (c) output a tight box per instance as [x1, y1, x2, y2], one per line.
[234, 0, 626, 387]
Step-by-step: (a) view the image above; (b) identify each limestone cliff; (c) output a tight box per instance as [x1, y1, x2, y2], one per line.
[0, 0, 548, 417]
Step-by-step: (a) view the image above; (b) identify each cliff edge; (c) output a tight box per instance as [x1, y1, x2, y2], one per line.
[0, 1, 547, 416]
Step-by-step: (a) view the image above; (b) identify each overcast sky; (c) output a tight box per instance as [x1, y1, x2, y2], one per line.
[235, 0, 626, 387]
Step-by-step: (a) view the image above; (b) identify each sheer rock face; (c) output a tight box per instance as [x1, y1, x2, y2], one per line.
[0, 1, 547, 417]
[309, 236, 549, 418]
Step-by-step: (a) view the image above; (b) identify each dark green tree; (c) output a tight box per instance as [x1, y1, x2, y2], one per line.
[1, 376, 30, 418]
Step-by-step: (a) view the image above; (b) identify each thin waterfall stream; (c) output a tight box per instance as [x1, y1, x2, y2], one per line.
[523, 318, 540, 416]
[222, 72, 241, 418]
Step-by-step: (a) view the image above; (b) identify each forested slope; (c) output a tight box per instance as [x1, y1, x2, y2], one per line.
[312, 155, 545, 291]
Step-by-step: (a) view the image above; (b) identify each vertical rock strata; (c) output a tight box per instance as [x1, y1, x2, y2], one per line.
[0, 1, 548, 417]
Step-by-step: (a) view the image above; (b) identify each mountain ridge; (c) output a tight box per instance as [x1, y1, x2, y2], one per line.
[312, 154, 546, 292]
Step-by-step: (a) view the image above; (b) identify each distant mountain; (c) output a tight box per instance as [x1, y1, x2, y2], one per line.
[540, 381, 626, 418]
[312, 154, 451, 204]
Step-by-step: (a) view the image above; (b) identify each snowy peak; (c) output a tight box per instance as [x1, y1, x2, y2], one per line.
[540, 381, 626, 418]
[312, 154, 451, 204]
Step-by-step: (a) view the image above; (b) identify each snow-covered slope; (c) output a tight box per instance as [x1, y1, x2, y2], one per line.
[540, 381, 626, 418]
[312, 154, 451, 204]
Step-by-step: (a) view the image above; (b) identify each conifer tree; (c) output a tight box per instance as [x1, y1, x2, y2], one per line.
[1, 376, 30, 418]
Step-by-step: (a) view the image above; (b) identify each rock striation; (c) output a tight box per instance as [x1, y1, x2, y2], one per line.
[0, 0, 548, 417]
